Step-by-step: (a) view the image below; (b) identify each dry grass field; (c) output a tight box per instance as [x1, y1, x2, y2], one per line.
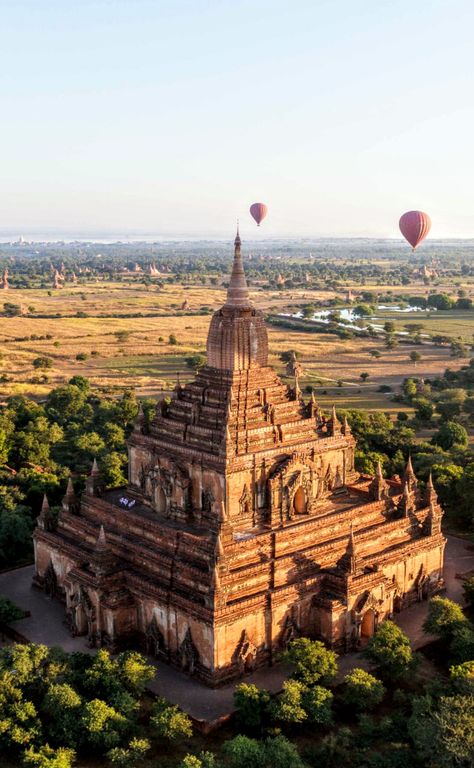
[0, 280, 471, 411]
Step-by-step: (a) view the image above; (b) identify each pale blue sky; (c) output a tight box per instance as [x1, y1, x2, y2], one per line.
[1, 0, 473, 238]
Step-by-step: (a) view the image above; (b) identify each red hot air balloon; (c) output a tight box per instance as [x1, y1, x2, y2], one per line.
[399, 210, 431, 250]
[250, 202, 268, 226]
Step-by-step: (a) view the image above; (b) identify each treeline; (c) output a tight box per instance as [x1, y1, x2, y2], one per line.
[1, 601, 473, 768]
[0, 378, 156, 570]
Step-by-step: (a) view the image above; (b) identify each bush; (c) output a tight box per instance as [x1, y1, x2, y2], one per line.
[364, 621, 416, 680]
[169, 334, 178, 345]
[0, 595, 25, 624]
[271, 679, 307, 723]
[107, 737, 150, 767]
[150, 697, 192, 741]
[185, 354, 207, 370]
[423, 596, 468, 642]
[342, 668, 385, 711]
[233, 683, 270, 731]
[223, 735, 265, 768]
[432, 421, 468, 450]
[463, 576, 474, 606]
[33, 357, 53, 369]
[23, 745, 76, 768]
[284, 638, 338, 686]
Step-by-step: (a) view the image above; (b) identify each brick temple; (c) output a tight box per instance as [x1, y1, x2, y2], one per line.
[34, 230, 445, 685]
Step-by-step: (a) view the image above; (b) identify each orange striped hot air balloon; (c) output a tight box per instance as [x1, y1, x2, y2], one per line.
[399, 210, 431, 250]
[249, 202, 268, 226]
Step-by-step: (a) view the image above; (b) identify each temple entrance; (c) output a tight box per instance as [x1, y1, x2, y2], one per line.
[361, 609, 376, 639]
[293, 486, 306, 514]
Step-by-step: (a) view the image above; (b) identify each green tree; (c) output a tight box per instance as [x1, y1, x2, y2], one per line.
[463, 576, 474, 607]
[107, 737, 151, 767]
[403, 378, 417, 399]
[271, 679, 307, 723]
[450, 660, 474, 694]
[423, 597, 468, 642]
[222, 735, 265, 768]
[185, 354, 207, 370]
[33, 357, 53, 369]
[408, 694, 474, 768]
[179, 753, 217, 768]
[42, 683, 82, 747]
[432, 422, 468, 450]
[413, 397, 434, 422]
[364, 621, 416, 679]
[150, 697, 192, 741]
[342, 668, 385, 711]
[0, 595, 25, 624]
[284, 638, 338, 686]
[264, 734, 306, 768]
[0, 671, 41, 750]
[23, 745, 76, 768]
[427, 293, 455, 310]
[233, 683, 270, 731]
[169, 334, 178, 345]
[302, 684, 333, 725]
[80, 698, 127, 750]
[450, 623, 474, 664]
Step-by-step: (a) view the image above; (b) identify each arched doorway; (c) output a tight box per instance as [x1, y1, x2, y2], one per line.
[156, 487, 167, 514]
[361, 609, 376, 639]
[293, 486, 306, 514]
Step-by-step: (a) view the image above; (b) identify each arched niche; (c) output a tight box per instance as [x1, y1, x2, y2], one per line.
[293, 486, 307, 515]
[155, 486, 167, 514]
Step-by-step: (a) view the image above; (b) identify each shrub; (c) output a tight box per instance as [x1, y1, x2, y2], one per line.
[284, 638, 338, 686]
[150, 697, 192, 741]
[423, 596, 468, 642]
[107, 737, 151, 767]
[223, 735, 265, 768]
[23, 745, 76, 768]
[33, 357, 53, 369]
[271, 679, 307, 723]
[364, 621, 416, 679]
[233, 683, 270, 731]
[342, 668, 385, 711]
[302, 684, 333, 725]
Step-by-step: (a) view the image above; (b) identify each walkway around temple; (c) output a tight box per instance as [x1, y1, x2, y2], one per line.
[0, 534, 473, 726]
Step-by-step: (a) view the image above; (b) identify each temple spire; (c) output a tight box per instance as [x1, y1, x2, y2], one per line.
[225, 226, 251, 308]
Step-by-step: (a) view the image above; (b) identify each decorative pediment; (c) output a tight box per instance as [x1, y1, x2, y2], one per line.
[146, 616, 166, 657]
[233, 629, 257, 670]
[354, 589, 380, 615]
[269, 452, 316, 482]
[280, 614, 299, 648]
[179, 628, 199, 674]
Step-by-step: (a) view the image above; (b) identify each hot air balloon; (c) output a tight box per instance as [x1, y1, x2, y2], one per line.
[250, 202, 268, 226]
[399, 210, 431, 250]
